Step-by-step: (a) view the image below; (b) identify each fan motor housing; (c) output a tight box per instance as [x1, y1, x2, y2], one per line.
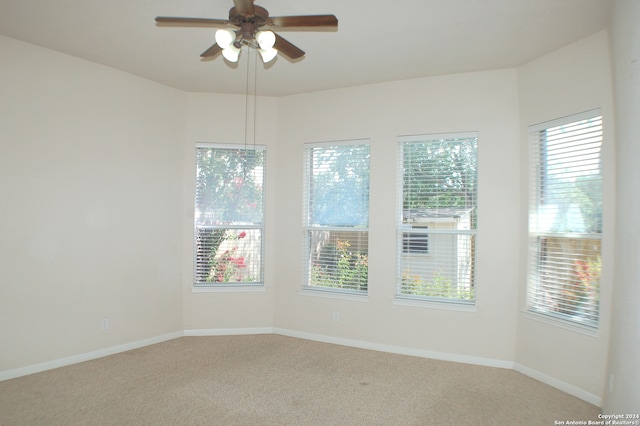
[229, 5, 269, 26]
[229, 5, 269, 41]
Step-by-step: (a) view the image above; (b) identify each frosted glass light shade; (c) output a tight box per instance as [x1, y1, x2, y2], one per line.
[222, 44, 240, 62]
[259, 48, 278, 63]
[256, 30, 276, 50]
[215, 29, 235, 49]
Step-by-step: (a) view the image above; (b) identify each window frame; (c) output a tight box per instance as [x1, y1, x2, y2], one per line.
[396, 132, 478, 306]
[302, 139, 370, 296]
[193, 142, 266, 290]
[527, 109, 603, 329]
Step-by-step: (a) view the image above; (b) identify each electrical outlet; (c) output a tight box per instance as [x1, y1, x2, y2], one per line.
[101, 318, 109, 330]
[332, 311, 340, 322]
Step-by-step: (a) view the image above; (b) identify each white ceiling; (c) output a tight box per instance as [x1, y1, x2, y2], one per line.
[0, 0, 611, 97]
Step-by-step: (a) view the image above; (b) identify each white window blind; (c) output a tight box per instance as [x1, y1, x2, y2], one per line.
[194, 144, 265, 286]
[528, 110, 602, 328]
[303, 141, 370, 293]
[397, 133, 478, 303]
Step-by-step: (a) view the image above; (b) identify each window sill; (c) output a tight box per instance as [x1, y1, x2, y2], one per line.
[520, 309, 599, 337]
[300, 287, 368, 302]
[393, 296, 477, 312]
[192, 284, 266, 293]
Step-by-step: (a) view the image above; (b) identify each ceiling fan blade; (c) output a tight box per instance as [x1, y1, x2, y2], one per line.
[274, 33, 305, 60]
[156, 17, 229, 27]
[232, 0, 255, 16]
[269, 15, 338, 28]
[200, 43, 222, 58]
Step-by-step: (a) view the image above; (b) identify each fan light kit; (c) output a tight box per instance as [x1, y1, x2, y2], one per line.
[155, 0, 338, 63]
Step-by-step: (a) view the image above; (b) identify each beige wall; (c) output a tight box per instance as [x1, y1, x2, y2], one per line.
[0, 35, 186, 370]
[272, 69, 521, 362]
[180, 92, 277, 331]
[604, 0, 640, 413]
[516, 31, 615, 404]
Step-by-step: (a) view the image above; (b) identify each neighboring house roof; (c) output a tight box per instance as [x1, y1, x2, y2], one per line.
[404, 207, 474, 223]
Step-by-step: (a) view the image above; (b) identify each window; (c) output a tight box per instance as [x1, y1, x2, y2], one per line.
[303, 140, 370, 293]
[194, 144, 265, 287]
[397, 133, 478, 303]
[528, 110, 602, 328]
[403, 227, 429, 254]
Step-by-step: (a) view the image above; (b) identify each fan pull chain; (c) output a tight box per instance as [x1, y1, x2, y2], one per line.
[243, 46, 259, 155]
[244, 45, 250, 153]
[253, 46, 257, 152]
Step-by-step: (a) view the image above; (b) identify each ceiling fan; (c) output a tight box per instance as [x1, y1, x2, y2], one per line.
[155, 0, 338, 63]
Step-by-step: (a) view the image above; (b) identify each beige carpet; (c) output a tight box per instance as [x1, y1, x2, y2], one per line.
[0, 334, 600, 425]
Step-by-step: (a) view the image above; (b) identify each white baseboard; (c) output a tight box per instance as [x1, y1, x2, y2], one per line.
[0, 331, 184, 382]
[0, 327, 602, 408]
[514, 363, 602, 407]
[184, 327, 274, 336]
[273, 327, 515, 370]
[272, 328, 602, 407]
